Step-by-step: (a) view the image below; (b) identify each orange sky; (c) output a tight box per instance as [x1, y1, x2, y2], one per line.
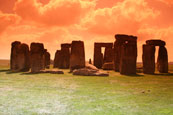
[0, 0, 173, 62]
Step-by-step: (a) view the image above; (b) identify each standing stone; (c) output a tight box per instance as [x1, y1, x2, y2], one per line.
[11, 41, 21, 71]
[142, 45, 156, 74]
[10, 41, 30, 72]
[53, 50, 61, 68]
[114, 34, 137, 73]
[19, 43, 30, 71]
[94, 44, 103, 68]
[59, 44, 71, 69]
[114, 40, 122, 72]
[120, 43, 137, 75]
[103, 47, 114, 63]
[30, 43, 45, 73]
[44, 49, 50, 69]
[70, 41, 85, 71]
[157, 46, 168, 73]
[94, 43, 113, 69]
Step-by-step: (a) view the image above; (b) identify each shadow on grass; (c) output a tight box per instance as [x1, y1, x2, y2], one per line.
[6, 71, 21, 74]
[124, 74, 144, 77]
[153, 72, 173, 76]
[20, 72, 41, 75]
[0, 69, 11, 73]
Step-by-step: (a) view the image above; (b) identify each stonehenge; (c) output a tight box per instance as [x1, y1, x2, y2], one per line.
[10, 41, 30, 72]
[114, 34, 137, 75]
[93, 43, 114, 69]
[9, 35, 169, 76]
[70, 41, 85, 71]
[143, 40, 168, 74]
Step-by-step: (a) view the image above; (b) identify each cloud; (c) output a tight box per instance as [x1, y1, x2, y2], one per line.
[82, 0, 159, 36]
[0, 11, 20, 34]
[14, 0, 95, 26]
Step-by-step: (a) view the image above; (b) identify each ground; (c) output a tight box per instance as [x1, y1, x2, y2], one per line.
[0, 61, 173, 115]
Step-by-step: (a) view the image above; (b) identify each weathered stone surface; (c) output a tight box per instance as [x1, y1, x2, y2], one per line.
[102, 62, 114, 70]
[157, 46, 168, 73]
[53, 50, 61, 68]
[30, 42, 45, 73]
[120, 43, 137, 75]
[59, 43, 71, 69]
[44, 49, 50, 69]
[94, 44, 103, 68]
[115, 34, 137, 42]
[142, 45, 156, 74]
[70, 41, 85, 71]
[114, 34, 137, 73]
[61, 43, 71, 48]
[73, 68, 109, 76]
[10, 41, 30, 72]
[103, 47, 114, 63]
[40, 69, 64, 74]
[94, 42, 113, 69]
[113, 40, 122, 72]
[146, 40, 166, 46]
[85, 63, 99, 70]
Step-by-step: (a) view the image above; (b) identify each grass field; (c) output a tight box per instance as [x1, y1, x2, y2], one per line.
[0, 61, 173, 115]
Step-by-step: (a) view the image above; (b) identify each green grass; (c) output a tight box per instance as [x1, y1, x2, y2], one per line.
[0, 65, 173, 115]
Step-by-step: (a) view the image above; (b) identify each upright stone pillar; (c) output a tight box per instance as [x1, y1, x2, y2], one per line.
[44, 49, 50, 69]
[11, 41, 21, 71]
[104, 47, 114, 63]
[19, 44, 30, 71]
[120, 42, 137, 75]
[70, 41, 85, 71]
[94, 44, 103, 68]
[10, 41, 30, 72]
[157, 46, 168, 73]
[142, 45, 156, 74]
[53, 50, 61, 68]
[114, 34, 137, 74]
[114, 40, 123, 72]
[59, 44, 71, 69]
[30, 43, 45, 73]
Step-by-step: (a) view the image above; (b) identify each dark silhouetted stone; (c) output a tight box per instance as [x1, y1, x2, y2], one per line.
[157, 46, 168, 73]
[53, 50, 61, 68]
[89, 59, 92, 64]
[70, 41, 85, 71]
[115, 34, 137, 42]
[103, 47, 114, 63]
[10, 41, 30, 72]
[120, 43, 137, 75]
[59, 43, 71, 69]
[113, 40, 122, 72]
[94, 43, 103, 68]
[30, 42, 45, 73]
[114, 34, 137, 74]
[44, 49, 50, 69]
[142, 45, 156, 74]
[102, 62, 114, 70]
[146, 40, 166, 46]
